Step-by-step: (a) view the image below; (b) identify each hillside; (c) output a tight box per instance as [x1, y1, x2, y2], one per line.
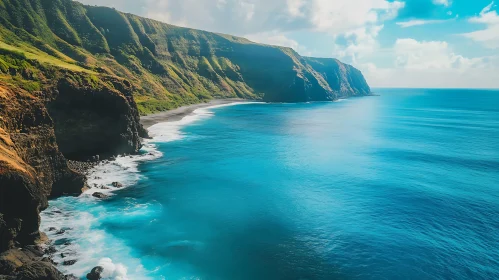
[0, 0, 370, 115]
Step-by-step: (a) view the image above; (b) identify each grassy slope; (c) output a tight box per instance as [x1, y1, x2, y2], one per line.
[0, 0, 370, 115]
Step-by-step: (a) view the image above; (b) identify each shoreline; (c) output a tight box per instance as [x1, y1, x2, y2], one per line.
[140, 98, 256, 129]
[41, 99, 256, 278]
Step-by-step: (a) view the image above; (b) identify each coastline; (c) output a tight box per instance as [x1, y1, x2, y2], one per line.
[40, 99, 260, 279]
[140, 98, 254, 129]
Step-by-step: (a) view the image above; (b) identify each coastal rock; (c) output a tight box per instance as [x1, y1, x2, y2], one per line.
[0, 71, 145, 278]
[15, 261, 66, 280]
[62, 260, 77, 266]
[86, 266, 104, 280]
[92, 193, 108, 199]
[111, 182, 123, 188]
[48, 77, 146, 161]
[44, 246, 57, 255]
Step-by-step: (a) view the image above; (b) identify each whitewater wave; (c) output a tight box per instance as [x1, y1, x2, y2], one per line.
[41, 102, 253, 279]
[147, 102, 254, 142]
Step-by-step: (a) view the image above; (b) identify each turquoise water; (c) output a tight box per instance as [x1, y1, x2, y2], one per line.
[42, 89, 499, 279]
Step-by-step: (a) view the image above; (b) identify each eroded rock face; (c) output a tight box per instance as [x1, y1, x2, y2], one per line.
[0, 84, 84, 251]
[48, 76, 147, 161]
[0, 246, 65, 280]
[0, 77, 146, 278]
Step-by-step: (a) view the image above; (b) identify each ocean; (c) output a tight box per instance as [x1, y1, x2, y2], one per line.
[41, 88, 499, 280]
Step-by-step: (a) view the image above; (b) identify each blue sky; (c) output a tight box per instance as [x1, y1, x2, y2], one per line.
[79, 0, 499, 88]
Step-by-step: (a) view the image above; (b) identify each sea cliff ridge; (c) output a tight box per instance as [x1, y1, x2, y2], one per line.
[0, 0, 371, 278]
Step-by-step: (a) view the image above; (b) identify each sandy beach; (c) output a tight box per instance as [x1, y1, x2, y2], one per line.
[140, 99, 254, 129]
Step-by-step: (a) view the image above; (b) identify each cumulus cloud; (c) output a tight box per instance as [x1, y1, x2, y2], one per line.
[461, 2, 499, 49]
[396, 18, 454, 28]
[433, 0, 450, 7]
[333, 25, 384, 63]
[362, 38, 499, 88]
[77, 0, 403, 40]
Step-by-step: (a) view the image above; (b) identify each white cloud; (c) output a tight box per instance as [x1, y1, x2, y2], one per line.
[462, 2, 499, 49]
[78, 0, 403, 45]
[334, 25, 384, 63]
[286, 0, 306, 18]
[433, 0, 450, 7]
[396, 18, 454, 28]
[361, 38, 499, 88]
[299, 0, 404, 34]
[78, 0, 404, 63]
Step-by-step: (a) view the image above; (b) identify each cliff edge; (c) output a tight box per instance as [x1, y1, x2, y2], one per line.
[0, 55, 145, 278]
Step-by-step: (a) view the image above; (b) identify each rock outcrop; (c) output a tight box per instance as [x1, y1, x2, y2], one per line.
[48, 76, 147, 161]
[0, 74, 145, 278]
[86, 266, 104, 280]
[0, 83, 85, 249]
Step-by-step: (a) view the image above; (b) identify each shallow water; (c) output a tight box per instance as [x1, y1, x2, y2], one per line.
[42, 89, 499, 279]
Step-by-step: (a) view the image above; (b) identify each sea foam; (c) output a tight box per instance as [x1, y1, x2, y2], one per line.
[41, 102, 252, 279]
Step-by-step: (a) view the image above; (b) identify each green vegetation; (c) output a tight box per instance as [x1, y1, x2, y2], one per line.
[0, 0, 370, 115]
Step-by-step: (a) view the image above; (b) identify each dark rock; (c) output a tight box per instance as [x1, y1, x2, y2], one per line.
[23, 246, 43, 258]
[15, 261, 66, 280]
[62, 260, 77, 266]
[86, 266, 104, 280]
[49, 77, 145, 161]
[44, 246, 57, 255]
[111, 182, 123, 188]
[55, 230, 65, 235]
[92, 192, 108, 199]
[48, 227, 57, 232]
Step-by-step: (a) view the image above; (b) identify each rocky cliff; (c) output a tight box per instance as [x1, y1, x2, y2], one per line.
[0, 55, 145, 278]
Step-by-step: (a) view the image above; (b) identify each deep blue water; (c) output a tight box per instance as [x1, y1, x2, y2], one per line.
[42, 89, 499, 279]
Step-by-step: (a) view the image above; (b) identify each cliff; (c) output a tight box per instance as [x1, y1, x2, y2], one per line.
[0, 0, 370, 114]
[0, 54, 145, 278]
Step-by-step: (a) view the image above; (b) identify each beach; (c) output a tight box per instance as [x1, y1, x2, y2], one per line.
[140, 99, 253, 128]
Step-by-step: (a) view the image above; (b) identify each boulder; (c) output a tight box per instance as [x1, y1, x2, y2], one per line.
[62, 260, 77, 266]
[91, 193, 108, 199]
[111, 182, 123, 188]
[86, 266, 104, 280]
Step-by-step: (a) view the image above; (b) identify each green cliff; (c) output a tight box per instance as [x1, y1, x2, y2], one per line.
[0, 0, 371, 115]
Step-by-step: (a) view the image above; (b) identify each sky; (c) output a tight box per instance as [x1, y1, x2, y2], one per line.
[78, 0, 499, 88]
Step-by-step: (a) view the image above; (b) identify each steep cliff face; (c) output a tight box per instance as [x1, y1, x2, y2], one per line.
[0, 83, 84, 252]
[304, 57, 371, 98]
[48, 76, 147, 161]
[0, 58, 146, 278]
[0, 0, 371, 114]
